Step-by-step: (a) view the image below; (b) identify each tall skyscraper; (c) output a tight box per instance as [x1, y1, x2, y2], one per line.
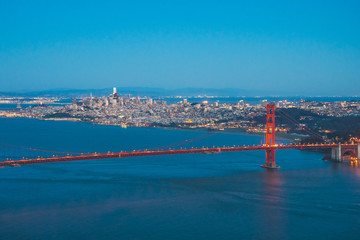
[113, 87, 117, 95]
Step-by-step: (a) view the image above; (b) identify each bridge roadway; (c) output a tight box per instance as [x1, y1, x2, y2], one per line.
[1, 143, 355, 167]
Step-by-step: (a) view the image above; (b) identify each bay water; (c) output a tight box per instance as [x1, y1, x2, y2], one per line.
[0, 118, 359, 239]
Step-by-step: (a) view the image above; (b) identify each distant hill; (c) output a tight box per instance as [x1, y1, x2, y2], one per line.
[0, 87, 292, 97]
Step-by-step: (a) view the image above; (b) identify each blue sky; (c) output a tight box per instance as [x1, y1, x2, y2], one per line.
[0, 0, 359, 95]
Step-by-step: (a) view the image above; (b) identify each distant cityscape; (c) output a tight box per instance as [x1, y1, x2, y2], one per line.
[1, 88, 360, 143]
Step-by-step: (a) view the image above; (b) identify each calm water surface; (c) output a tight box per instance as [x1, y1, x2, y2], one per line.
[0, 118, 360, 240]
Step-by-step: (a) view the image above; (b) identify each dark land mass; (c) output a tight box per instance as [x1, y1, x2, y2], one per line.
[252, 108, 360, 143]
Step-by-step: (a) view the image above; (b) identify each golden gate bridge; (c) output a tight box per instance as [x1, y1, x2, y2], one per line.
[1, 104, 359, 169]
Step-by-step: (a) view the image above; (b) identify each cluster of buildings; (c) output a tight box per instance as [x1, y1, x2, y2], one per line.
[277, 100, 360, 117]
[2, 89, 360, 140]
[0, 97, 59, 106]
[19, 88, 267, 130]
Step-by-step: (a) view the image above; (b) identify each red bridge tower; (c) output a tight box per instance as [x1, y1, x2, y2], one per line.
[261, 103, 280, 169]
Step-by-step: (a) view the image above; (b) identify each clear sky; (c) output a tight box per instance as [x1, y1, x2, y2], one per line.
[0, 0, 359, 95]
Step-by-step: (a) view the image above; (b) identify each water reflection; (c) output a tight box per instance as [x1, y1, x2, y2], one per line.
[332, 159, 360, 178]
[256, 170, 287, 238]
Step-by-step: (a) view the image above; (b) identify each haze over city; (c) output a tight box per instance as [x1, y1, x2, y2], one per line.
[1, 0, 360, 95]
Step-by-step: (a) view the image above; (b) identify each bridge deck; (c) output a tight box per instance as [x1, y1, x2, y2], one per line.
[1, 144, 355, 167]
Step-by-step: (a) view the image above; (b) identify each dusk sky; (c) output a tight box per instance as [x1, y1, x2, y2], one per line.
[0, 0, 359, 95]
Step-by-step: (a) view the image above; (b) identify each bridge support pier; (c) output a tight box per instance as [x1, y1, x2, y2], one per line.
[331, 143, 342, 162]
[337, 143, 342, 162]
[261, 148, 279, 169]
[331, 148, 335, 160]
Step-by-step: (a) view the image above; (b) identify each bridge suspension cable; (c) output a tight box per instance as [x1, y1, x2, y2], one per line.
[0, 142, 84, 155]
[276, 109, 324, 140]
[149, 131, 219, 151]
[148, 110, 258, 151]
